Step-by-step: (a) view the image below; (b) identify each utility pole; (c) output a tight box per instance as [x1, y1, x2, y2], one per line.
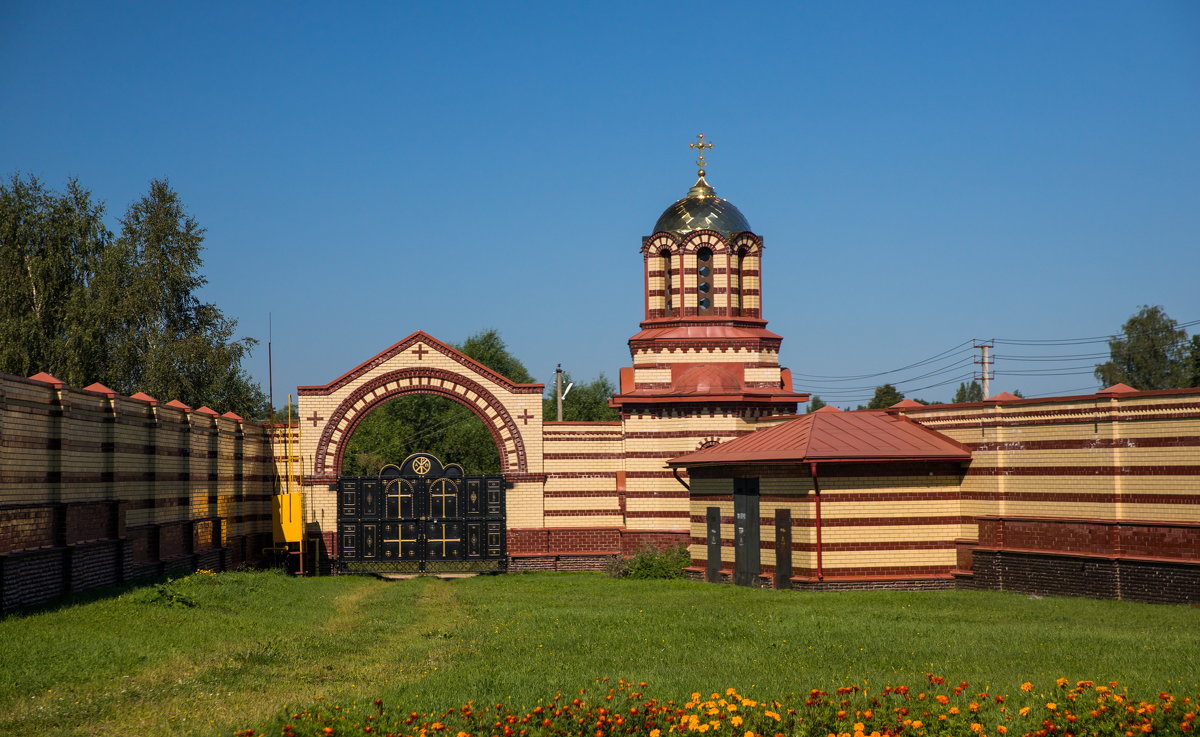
[268, 313, 273, 418]
[555, 364, 563, 422]
[554, 364, 574, 421]
[974, 339, 995, 400]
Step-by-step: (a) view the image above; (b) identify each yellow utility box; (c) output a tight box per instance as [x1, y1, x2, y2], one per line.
[272, 492, 303, 543]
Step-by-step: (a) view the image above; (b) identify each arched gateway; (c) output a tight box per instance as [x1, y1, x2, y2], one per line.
[296, 331, 547, 564]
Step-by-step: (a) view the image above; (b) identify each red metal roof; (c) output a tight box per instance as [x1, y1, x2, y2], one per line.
[668, 409, 971, 467]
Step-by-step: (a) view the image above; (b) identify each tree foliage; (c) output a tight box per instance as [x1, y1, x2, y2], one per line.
[342, 330, 536, 476]
[865, 384, 904, 410]
[952, 381, 985, 403]
[806, 395, 827, 413]
[1094, 305, 1193, 390]
[0, 174, 267, 417]
[543, 370, 619, 421]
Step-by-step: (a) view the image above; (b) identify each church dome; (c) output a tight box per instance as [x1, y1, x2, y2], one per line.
[653, 175, 751, 237]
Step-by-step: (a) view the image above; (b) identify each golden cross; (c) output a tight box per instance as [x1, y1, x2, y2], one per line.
[427, 523, 457, 558]
[431, 479, 458, 517]
[385, 479, 414, 512]
[689, 133, 714, 172]
[383, 524, 418, 557]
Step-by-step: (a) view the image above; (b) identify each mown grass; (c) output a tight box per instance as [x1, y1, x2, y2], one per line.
[1, 570, 1198, 736]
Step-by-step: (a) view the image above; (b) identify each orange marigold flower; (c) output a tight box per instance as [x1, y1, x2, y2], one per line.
[970, 724, 983, 733]
[936, 695, 951, 705]
[1019, 707, 1031, 717]
[323, 729, 335, 737]
[1046, 703, 1057, 711]
[1056, 679, 1069, 688]
[997, 726, 1007, 735]
[1021, 683, 1034, 693]
[911, 721, 924, 729]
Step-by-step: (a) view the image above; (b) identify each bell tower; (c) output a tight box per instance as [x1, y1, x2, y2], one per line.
[613, 135, 808, 416]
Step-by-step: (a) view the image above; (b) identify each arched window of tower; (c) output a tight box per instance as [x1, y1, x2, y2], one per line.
[697, 247, 713, 314]
[660, 249, 674, 315]
[734, 247, 746, 316]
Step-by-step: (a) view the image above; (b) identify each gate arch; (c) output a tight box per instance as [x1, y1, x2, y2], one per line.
[313, 366, 529, 476]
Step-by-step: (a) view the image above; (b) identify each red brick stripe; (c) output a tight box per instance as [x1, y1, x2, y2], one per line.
[967, 436, 1200, 451]
[966, 465, 1200, 476]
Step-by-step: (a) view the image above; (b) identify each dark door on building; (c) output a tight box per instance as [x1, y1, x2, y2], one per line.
[733, 477, 760, 586]
[337, 453, 506, 573]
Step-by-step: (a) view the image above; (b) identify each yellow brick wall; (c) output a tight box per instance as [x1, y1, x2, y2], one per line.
[0, 372, 275, 556]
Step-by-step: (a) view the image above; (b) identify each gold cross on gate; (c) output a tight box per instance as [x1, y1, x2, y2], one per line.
[430, 479, 457, 517]
[383, 525, 418, 557]
[427, 523, 456, 558]
[689, 133, 714, 173]
[385, 479, 413, 512]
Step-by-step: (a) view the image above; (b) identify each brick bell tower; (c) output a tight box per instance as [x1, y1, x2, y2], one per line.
[613, 134, 809, 420]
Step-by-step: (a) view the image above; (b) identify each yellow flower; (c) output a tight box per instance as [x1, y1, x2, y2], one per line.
[651, 731, 661, 737]
[911, 721, 924, 729]
[764, 711, 781, 722]
[853, 724, 865, 732]
[1056, 678, 1069, 688]
[742, 732, 753, 737]
[970, 723, 983, 733]
[1018, 707, 1031, 717]
[1046, 703, 1057, 711]
[1020, 683, 1033, 693]
[731, 717, 743, 727]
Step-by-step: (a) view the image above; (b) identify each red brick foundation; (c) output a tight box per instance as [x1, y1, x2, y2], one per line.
[506, 528, 687, 571]
[961, 517, 1200, 604]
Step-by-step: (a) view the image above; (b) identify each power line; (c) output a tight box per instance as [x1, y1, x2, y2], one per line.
[791, 340, 973, 381]
[797, 316, 1198, 404]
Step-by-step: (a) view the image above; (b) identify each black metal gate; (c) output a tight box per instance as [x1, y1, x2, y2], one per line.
[337, 453, 506, 574]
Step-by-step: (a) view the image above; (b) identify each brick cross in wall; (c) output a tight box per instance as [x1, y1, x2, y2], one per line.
[307, 411, 323, 427]
[412, 344, 430, 360]
[518, 409, 534, 425]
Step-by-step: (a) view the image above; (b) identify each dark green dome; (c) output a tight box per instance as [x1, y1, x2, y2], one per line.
[653, 176, 751, 237]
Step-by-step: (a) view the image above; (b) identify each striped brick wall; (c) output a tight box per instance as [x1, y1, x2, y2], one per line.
[897, 389, 1200, 530]
[682, 388, 1200, 601]
[0, 372, 274, 611]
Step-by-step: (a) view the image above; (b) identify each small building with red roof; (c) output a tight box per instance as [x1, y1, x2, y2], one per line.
[668, 407, 972, 589]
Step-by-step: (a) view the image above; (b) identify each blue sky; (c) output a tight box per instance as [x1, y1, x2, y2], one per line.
[3, 1, 1198, 408]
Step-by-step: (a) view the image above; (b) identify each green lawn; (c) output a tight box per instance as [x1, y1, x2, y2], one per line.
[1, 570, 1198, 736]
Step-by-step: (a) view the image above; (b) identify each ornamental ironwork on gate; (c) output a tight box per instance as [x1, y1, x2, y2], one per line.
[337, 453, 506, 573]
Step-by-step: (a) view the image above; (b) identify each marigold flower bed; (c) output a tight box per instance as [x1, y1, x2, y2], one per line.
[240, 677, 1198, 737]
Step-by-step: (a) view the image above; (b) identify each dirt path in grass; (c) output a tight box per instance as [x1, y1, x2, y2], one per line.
[1, 577, 474, 737]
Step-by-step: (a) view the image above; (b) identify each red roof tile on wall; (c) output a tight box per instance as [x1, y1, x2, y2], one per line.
[668, 410, 971, 467]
